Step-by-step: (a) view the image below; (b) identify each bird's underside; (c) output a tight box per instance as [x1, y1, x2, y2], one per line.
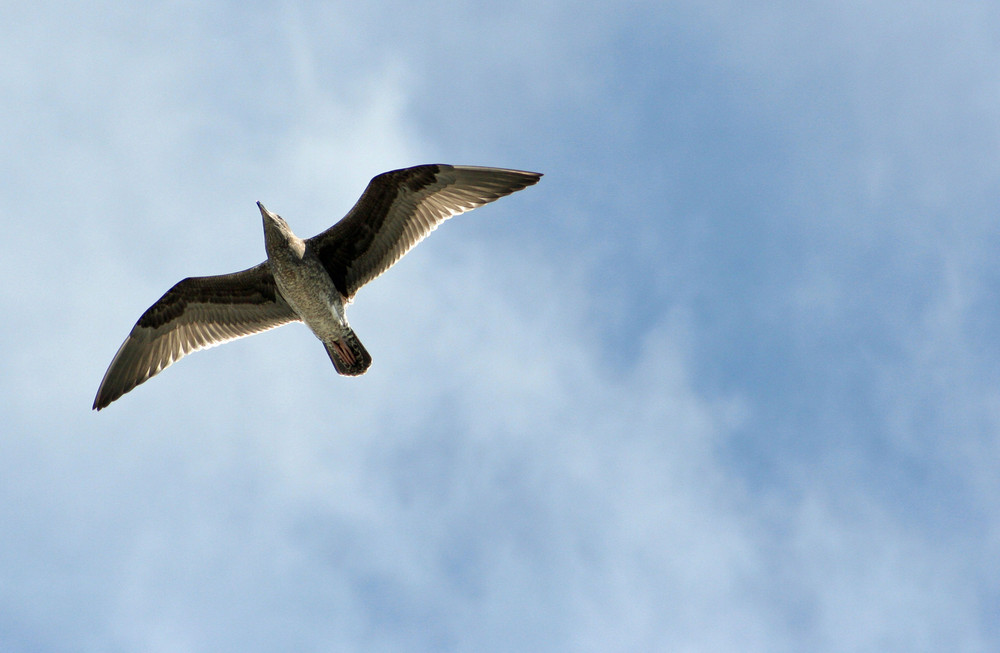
[93, 164, 541, 410]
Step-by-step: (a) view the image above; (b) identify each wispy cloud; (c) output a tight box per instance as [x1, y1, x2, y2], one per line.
[2, 1, 999, 651]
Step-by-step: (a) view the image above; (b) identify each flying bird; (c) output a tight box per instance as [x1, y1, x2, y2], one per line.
[93, 164, 541, 410]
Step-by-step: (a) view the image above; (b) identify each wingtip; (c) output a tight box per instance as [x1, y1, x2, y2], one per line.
[501, 167, 543, 187]
[93, 385, 116, 411]
[509, 169, 542, 190]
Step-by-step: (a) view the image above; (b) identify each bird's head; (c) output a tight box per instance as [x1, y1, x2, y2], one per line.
[258, 202, 304, 257]
[258, 201, 287, 230]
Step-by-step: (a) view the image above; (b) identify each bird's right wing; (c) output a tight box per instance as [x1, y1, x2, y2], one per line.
[93, 262, 299, 410]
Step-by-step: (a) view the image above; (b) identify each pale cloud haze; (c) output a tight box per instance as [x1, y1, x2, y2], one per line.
[2, 2, 998, 652]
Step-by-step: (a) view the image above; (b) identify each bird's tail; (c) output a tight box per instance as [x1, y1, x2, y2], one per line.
[324, 330, 372, 376]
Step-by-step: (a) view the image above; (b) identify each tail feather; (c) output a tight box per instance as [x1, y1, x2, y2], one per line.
[324, 330, 372, 376]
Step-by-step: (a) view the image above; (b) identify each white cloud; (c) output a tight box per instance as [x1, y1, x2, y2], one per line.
[3, 1, 1000, 652]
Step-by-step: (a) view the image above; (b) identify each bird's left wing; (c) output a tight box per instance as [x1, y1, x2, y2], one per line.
[307, 164, 542, 299]
[93, 262, 299, 410]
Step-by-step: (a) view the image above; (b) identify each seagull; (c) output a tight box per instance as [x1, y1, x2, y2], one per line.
[93, 164, 541, 410]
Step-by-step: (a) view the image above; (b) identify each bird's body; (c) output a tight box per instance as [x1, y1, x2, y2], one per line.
[260, 206, 366, 373]
[93, 164, 541, 410]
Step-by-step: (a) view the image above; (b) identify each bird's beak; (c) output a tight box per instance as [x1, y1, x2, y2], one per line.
[257, 201, 273, 218]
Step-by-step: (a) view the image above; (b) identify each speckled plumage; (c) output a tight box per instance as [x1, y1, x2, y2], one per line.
[93, 164, 541, 410]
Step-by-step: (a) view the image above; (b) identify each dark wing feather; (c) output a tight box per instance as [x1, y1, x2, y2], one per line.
[308, 164, 541, 298]
[93, 262, 299, 410]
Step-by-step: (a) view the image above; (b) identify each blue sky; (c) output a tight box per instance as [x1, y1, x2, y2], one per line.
[3, 1, 999, 651]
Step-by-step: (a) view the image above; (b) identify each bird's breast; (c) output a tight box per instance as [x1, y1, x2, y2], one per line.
[268, 253, 349, 337]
